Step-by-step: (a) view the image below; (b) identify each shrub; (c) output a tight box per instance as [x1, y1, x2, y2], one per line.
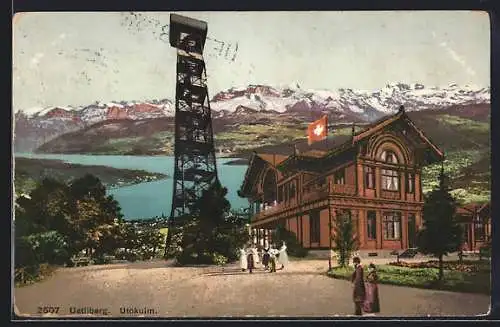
[212, 253, 228, 266]
[22, 231, 71, 266]
[93, 255, 113, 265]
[124, 251, 139, 262]
[332, 210, 359, 267]
[274, 225, 308, 257]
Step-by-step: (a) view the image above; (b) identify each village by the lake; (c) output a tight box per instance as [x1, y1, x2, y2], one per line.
[12, 11, 491, 318]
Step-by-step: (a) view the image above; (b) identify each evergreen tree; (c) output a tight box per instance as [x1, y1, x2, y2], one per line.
[332, 210, 359, 267]
[416, 165, 463, 281]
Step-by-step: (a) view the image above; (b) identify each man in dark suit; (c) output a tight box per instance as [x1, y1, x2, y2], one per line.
[351, 256, 366, 316]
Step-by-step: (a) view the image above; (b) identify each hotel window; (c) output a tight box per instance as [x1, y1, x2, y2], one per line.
[278, 186, 283, 203]
[381, 150, 399, 191]
[382, 169, 399, 191]
[310, 211, 321, 243]
[383, 212, 401, 240]
[334, 169, 345, 185]
[365, 166, 375, 189]
[406, 172, 414, 193]
[463, 224, 469, 242]
[474, 218, 486, 241]
[381, 150, 398, 164]
[290, 182, 296, 198]
[367, 211, 377, 240]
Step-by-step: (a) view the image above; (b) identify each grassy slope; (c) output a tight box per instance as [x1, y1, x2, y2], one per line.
[14, 157, 168, 195]
[406, 111, 490, 204]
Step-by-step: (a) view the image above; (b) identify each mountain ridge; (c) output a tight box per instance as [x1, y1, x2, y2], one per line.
[14, 83, 490, 153]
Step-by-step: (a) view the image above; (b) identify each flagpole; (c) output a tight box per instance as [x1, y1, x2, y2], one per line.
[325, 115, 329, 150]
[351, 122, 356, 145]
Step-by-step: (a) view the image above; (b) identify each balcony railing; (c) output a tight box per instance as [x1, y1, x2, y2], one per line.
[253, 184, 357, 221]
[302, 183, 356, 203]
[331, 183, 356, 195]
[380, 190, 401, 200]
[302, 188, 329, 203]
[253, 200, 296, 221]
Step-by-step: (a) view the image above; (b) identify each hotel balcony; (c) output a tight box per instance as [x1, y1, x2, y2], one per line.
[302, 183, 356, 203]
[380, 190, 401, 200]
[252, 183, 356, 222]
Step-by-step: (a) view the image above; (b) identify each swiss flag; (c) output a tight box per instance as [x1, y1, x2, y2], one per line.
[307, 115, 328, 145]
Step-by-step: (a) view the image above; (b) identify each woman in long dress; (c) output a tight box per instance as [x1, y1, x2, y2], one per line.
[262, 247, 270, 270]
[252, 245, 260, 266]
[279, 241, 289, 269]
[239, 247, 247, 271]
[363, 263, 380, 314]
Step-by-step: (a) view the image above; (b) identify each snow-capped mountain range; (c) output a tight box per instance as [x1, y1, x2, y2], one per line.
[16, 83, 490, 125]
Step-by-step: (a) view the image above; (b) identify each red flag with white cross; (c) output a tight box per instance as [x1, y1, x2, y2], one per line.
[307, 115, 328, 145]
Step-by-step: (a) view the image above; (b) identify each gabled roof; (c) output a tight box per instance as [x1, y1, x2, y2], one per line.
[256, 153, 289, 166]
[353, 109, 444, 158]
[456, 202, 491, 217]
[278, 107, 444, 170]
[239, 152, 289, 197]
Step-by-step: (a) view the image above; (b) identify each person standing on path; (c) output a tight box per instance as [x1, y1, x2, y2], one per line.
[278, 241, 289, 270]
[239, 247, 247, 272]
[262, 247, 270, 271]
[269, 245, 279, 273]
[351, 256, 366, 316]
[246, 245, 256, 274]
[363, 263, 380, 314]
[252, 244, 260, 267]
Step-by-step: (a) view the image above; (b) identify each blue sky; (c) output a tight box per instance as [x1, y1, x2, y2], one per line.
[12, 11, 490, 110]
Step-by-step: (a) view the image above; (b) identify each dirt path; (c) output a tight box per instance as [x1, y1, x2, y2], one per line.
[14, 259, 490, 318]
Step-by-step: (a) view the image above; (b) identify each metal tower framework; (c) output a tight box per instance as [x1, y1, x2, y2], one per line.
[168, 14, 219, 220]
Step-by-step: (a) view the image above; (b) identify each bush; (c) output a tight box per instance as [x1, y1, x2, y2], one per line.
[93, 255, 113, 265]
[212, 253, 228, 266]
[274, 225, 308, 257]
[16, 231, 71, 269]
[123, 251, 139, 262]
[328, 262, 490, 295]
[15, 237, 38, 269]
[388, 260, 487, 273]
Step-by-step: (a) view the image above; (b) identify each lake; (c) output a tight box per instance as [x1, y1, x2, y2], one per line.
[14, 153, 249, 220]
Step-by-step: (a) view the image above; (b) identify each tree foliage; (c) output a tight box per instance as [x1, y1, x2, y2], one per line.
[166, 180, 249, 265]
[332, 210, 359, 267]
[14, 174, 126, 278]
[416, 167, 463, 281]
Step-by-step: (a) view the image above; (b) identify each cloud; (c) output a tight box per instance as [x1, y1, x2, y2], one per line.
[30, 52, 44, 67]
[51, 33, 68, 46]
[432, 32, 476, 76]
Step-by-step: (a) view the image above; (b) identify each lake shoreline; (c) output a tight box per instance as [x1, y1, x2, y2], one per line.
[13, 153, 250, 219]
[14, 157, 169, 192]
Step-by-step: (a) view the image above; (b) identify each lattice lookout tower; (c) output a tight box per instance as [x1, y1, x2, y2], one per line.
[168, 14, 219, 220]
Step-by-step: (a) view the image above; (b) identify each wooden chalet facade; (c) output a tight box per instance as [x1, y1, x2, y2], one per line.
[456, 202, 491, 252]
[238, 108, 445, 252]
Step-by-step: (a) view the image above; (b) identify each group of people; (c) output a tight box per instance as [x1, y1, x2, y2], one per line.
[351, 256, 380, 316]
[239, 242, 289, 273]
